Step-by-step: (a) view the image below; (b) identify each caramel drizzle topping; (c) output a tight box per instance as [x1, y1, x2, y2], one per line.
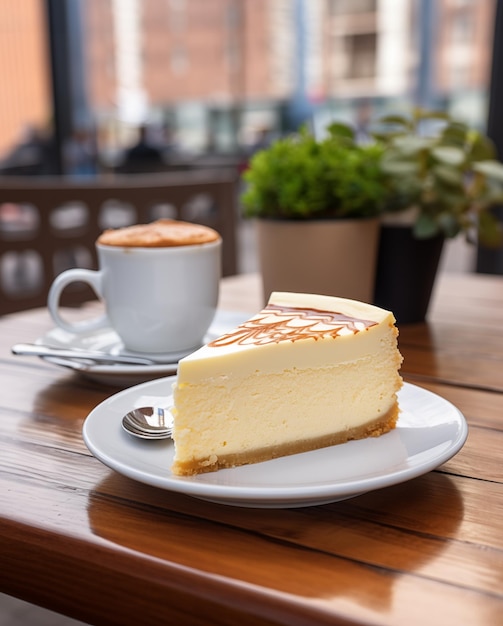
[208, 303, 378, 347]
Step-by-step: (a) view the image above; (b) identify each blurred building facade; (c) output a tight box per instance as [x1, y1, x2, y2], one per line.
[0, 0, 51, 163]
[0, 0, 497, 165]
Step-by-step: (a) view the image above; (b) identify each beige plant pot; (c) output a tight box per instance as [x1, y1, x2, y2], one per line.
[257, 217, 380, 305]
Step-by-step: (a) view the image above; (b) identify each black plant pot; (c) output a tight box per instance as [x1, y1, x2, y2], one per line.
[373, 225, 444, 324]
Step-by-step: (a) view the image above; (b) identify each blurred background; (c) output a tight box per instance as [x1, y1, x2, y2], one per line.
[2, 0, 502, 310]
[0, 0, 498, 178]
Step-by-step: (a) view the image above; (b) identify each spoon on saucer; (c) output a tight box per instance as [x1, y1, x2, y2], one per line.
[122, 406, 173, 440]
[12, 343, 156, 366]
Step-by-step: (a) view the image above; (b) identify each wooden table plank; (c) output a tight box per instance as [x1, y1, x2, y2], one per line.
[2, 460, 503, 625]
[1, 393, 503, 590]
[1, 272, 503, 625]
[412, 380, 503, 429]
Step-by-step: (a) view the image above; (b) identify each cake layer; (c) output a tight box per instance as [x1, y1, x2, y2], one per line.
[171, 291, 403, 476]
[172, 358, 401, 475]
[179, 292, 397, 380]
[173, 405, 399, 476]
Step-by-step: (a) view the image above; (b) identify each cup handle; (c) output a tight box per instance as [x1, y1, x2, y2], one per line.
[47, 268, 109, 334]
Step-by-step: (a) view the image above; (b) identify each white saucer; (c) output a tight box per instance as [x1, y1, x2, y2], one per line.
[82, 380, 468, 508]
[36, 310, 250, 386]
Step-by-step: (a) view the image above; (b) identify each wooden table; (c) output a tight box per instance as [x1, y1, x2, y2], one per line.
[1, 272, 502, 626]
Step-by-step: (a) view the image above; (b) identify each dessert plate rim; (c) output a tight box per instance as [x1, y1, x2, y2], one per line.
[82, 379, 468, 508]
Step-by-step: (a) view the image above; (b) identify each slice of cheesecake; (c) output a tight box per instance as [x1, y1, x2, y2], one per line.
[171, 292, 403, 476]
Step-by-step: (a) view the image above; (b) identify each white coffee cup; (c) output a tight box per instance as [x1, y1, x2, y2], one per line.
[47, 220, 222, 355]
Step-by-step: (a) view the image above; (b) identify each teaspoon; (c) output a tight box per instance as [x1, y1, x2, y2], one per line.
[122, 406, 173, 440]
[12, 343, 155, 366]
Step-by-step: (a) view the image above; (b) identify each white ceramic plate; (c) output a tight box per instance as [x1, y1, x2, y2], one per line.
[83, 379, 468, 508]
[34, 310, 250, 386]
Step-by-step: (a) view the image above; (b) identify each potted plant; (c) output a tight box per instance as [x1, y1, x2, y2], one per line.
[370, 109, 503, 323]
[241, 123, 389, 304]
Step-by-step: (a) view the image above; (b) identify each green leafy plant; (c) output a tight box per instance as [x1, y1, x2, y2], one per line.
[241, 123, 388, 220]
[371, 109, 503, 246]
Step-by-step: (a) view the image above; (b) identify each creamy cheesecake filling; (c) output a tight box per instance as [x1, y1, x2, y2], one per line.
[172, 348, 402, 474]
[173, 406, 399, 475]
[171, 292, 403, 476]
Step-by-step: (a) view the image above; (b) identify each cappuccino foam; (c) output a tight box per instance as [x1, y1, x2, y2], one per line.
[97, 219, 220, 248]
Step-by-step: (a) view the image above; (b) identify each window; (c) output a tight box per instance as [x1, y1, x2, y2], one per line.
[345, 33, 377, 79]
[330, 0, 376, 15]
